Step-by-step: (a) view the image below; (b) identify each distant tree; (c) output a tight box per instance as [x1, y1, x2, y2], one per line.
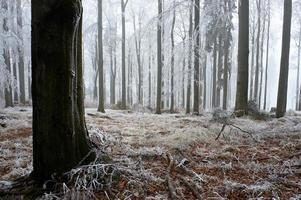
[276, 0, 292, 118]
[98, 0, 105, 113]
[235, 0, 249, 115]
[32, 0, 95, 182]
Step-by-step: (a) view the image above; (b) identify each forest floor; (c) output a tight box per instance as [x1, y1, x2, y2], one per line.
[0, 107, 301, 199]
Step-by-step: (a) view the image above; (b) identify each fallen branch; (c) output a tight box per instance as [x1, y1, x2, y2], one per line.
[166, 154, 179, 200]
[215, 123, 259, 142]
[179, 176, 202, 200]
[215, 124, 226, 140]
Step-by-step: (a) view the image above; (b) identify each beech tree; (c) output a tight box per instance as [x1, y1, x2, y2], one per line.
[276, 0, 292, 118]
[32, 0, 95, 182]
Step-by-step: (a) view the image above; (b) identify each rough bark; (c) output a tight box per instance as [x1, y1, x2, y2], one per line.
[235, 0, 249, 114]
[32, 0, 95, 182]
[276, 0, 292, 118]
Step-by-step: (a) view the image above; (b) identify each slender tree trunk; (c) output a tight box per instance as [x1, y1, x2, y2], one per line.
[264, 0, 270, 110]
[156, 0, 163, 114]
[254, 0, 261, 103]
[121, 0, 127, 109]
[186, 0, 193, 114]
[28, 61, 32, 100]
[13, 61, 18, 103]
[93, 36, 98, 101]
[32, 0, 95, 182]
[170, 0, 176, 113]
[98, 0, 105, 112]
[2, 0, 13, 107]
[148, 41, 152, 108]
[212, 39, 217, 108]
[182, 39, 186, 108]
[276, 0, 292, 118]
[297, 26, 301, 110]
[235, 0, 249, 115]
[259, 7, 266, 109]
[217, 35, 223, 108]
[223, 31, 230, 110]
[133, 15, 143, 104]
[203, 54, 207, 110]
[193, 0, 200, 115]
[249, 22, 256, 100]
[17, 0, 25, 105]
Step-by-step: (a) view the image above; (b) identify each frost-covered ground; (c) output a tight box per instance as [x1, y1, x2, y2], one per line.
[1, 107, 301, 199]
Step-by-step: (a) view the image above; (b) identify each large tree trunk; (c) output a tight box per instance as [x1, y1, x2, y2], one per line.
[276, 0, 292, 118]
[32, 0, 95, 182]
[235, 0, 249, 115]
[17, 0, 25, 105]
[98, 0, 105, 112]
[156, 0, 163, 114]
[193, 0, 200, 115]
[186, 0, 193, 114]
[170, 0, 176, 113]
